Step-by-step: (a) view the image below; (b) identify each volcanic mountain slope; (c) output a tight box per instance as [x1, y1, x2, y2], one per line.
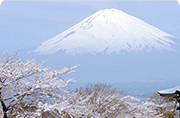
[35, 8, 175, 55]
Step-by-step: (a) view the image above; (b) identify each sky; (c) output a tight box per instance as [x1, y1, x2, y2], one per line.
[0, 0, 180, 96]
[0, 0, 180, 54]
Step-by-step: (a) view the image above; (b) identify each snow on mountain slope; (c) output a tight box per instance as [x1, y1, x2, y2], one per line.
[35, 8, 175, 55]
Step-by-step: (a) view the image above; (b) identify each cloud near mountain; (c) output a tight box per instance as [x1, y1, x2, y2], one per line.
[35, 9, 175, 55]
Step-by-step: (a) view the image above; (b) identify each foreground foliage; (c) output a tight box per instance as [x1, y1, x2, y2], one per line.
[0, 54, 77, 117]
[0, 54, 177, 118]
[41, 83, 175, 118]
[148, 92, 177, 118]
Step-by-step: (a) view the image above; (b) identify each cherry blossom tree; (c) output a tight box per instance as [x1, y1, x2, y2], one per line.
[0, 54, 77, 118]
[44, 83, 167, 118]
[148, 92, 177, 118]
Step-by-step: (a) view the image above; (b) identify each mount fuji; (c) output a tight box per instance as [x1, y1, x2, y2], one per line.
[34, 8, 175, 55]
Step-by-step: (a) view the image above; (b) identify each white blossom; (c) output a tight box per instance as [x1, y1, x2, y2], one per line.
[0, 54, 78, 117]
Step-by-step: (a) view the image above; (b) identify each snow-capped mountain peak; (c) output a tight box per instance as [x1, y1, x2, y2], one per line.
[35, 8, 175, 55]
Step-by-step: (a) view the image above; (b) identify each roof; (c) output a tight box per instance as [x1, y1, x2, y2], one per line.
[158, 85, 180, 97]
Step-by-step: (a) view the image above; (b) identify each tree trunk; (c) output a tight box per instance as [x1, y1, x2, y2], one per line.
[1, 100, 8, 118]
[0, 90, 8, 118]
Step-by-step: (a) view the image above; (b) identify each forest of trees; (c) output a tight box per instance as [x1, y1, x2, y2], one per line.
[0, 54, 178, 118]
